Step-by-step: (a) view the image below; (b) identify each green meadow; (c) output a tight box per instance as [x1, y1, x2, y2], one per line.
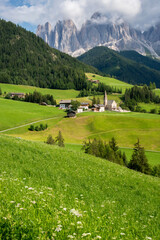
[0, 135, 159, 239]
[0, 83, 79, 100]
[0, 98, 65, 130]
[86, 73, 133, 93]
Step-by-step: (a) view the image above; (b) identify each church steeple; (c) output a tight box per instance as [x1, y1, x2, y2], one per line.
[104, 90, 108, 107]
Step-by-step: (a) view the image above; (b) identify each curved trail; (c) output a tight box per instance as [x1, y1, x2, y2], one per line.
[0, 117, 59, 133]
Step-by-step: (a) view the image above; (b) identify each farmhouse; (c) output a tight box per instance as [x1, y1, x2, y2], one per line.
[67, 110, 76, 118]
[80, 102, 89, 110]
[92, 104, 105, 112]
[10, 92, 25, 98]
[104, 91, 117, 110]
[77, 107, 83, 113]
[59, 100, 71, 109]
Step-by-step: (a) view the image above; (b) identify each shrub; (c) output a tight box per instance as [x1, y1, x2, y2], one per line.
[28, 125, 34, 131]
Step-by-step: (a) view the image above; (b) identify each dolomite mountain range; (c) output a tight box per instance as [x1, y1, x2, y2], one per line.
[36, 12, 160, 58]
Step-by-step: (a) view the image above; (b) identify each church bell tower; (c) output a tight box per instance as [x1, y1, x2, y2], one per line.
[104, 91, 108, 107]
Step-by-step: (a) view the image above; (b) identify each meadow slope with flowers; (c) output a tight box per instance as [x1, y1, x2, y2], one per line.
[0, 135, 159, 240]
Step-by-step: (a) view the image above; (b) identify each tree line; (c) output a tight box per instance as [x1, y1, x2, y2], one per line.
[78, 82, 122, 97]
[83, 137, 160, 178]
[122, 85, 160, 111]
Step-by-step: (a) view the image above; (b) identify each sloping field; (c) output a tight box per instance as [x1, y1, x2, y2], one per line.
[0, 135, 159, 239]
[86, 73, 133, 93]
[0, 83, 79, 100]
[0, 98, 65, 130]
[5, 111, 160, 151]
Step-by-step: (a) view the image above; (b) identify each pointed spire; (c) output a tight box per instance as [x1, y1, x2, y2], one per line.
[104, 90, 107, 107]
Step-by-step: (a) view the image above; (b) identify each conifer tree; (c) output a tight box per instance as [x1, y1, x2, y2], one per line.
[109, 137, 119, 152]
[46, 135, 55, 145]
[55, 131, 65, 147]
[128, 139, 151, 174]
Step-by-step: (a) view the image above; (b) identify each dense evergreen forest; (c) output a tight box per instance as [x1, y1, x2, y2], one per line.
[0, 19, 98, 90]
[78, 47, 160, 87]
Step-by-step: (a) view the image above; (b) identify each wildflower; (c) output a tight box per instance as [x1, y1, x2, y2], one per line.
[68, 235, 74, 239]
[31, 201, 36, 204]
[82, 233, 91, 237]
[63, 208, 67, 211]
[28, 187, 34, 190]
[3, 217, 7, 220]
[55, 225, 62, 232]
[146, 237, 152, 240]
[16, 203, 21, 208]
[10, 201, 15, 204]
[95, 236, 101, 239]
[120, 233, 125, 235]
[70, 209, 82, 217]
[39, 192, 43, 194]
[77, 221, 82, 225]
[25, 186, 28, 188]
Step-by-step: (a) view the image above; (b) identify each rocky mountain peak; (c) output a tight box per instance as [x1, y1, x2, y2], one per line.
[36, 13, 160, 58]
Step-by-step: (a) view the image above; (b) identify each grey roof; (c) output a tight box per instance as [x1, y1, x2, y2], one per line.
[107, 100, 115, 105]
[59, 100, 71, 104]
[80, 102, 89, 105]
[10, 92, 25, 95]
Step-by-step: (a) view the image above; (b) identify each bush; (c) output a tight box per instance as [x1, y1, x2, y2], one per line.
[150, 108, 157, 114]
[28, 125, 34, 131]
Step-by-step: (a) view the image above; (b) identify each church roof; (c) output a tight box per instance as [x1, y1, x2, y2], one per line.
[107, 100, 115, 105]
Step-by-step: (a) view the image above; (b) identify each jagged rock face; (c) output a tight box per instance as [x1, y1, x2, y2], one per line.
[143, 22, 160, 55]
[36, 13, 160, 57]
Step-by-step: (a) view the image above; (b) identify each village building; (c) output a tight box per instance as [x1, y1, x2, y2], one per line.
[67, 110, 76, 118]
[92, 104, 105, 112]
[104, 91, 117, 110]
[59, 100, 71, 109]
[77, 107, 83, 113]
[80, 102, 89, 110]
[9, 92, 25, 98]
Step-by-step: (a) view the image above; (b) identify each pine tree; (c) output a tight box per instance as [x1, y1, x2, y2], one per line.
[128, 139, 151, 174]
[109, 137, 119, 152]
[55, 131, 65, 147]
[46, 135, 55, 145]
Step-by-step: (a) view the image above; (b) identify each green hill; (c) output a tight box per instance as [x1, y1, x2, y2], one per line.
[1, 98, 160, 151]
[119, 50, 160, 72]
[0, 19, 98, 90]
[0, 135, 159, 239]
[78, 47, 160, 87]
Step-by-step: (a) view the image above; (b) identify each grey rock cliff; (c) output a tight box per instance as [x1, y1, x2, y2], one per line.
[36, 13, 160, 58]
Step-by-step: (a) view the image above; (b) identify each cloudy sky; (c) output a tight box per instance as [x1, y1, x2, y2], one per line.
[0, 0, 160, 32]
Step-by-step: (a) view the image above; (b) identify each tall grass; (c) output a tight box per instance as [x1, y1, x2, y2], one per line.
[0, 136, 160, 239]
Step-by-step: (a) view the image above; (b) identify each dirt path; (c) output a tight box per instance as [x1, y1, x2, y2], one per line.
[0, 117, 59, 133]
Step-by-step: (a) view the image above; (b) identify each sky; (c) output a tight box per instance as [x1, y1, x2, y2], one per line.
[0, 0, 160, 32]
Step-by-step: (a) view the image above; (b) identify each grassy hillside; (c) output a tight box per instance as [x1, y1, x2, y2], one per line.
[0, 19, 98, 90]
[78, 46, 160, 87]
[86, 73, 133, 93]
[0, 135, 159, 239]
[1, 98, 160, 151]
[0, 98, 65, 130]
[0, 83, 79, 100]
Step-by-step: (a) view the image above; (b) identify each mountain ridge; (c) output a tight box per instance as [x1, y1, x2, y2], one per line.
[0, 19, 98, 90]
[36, 12, 160, 58]
[78, 46, 160, 87]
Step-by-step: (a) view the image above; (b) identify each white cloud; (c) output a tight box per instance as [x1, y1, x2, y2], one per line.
[0, 0, 159, 31]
